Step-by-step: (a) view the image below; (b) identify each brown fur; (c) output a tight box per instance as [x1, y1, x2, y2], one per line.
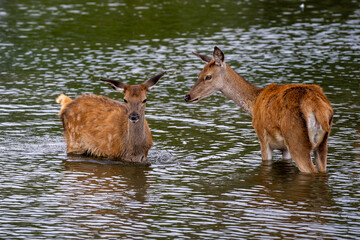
[56, 72, 165, 163]
[186, 47, 333, 173]
[58, 94, 152, 162]
[252, 84, 333, 173]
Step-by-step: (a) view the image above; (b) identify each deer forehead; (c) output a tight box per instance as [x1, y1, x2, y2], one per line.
[199, 61, 220, 76]
[124, 85, 147, 99]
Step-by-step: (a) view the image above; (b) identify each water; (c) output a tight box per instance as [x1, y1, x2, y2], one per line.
[0, 0, 359, 239]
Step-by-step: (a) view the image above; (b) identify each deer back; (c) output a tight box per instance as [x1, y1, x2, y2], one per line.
[252, 84, 333, 148]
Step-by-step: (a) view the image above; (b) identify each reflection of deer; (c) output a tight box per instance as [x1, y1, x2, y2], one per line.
[253, 161, 332, 204]
[185, 47, 333, 173]
[187, 161, 333, 213]
[56, 72, 166, 163]
[64, 160, 149, 203]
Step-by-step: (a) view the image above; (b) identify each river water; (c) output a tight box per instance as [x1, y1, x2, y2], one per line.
[0, 0, 359, 239]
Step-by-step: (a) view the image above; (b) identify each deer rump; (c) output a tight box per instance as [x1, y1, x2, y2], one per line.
[59, 94, 152, 162]
[252, 84, 333, 162]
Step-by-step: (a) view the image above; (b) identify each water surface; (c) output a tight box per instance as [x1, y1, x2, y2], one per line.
[0, 0, 359, 239]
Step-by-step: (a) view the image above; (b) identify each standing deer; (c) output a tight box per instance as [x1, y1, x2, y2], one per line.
[56, 72, 166, 163]
[184, 47, 333, 173]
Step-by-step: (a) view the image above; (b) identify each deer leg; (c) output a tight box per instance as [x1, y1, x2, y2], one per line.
[260, 142, 272, 160]
[259, 132, 273, 161]
[253, 124, 273, 161]
[284, 133, 317, 173]
[282, 149, 291, 160]
[286, 143, 317, 173]
[282, 115, 317, 173]
[314, 133, 329, 173]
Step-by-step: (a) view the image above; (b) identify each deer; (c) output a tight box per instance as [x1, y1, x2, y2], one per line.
[184, 47, 333, 173]
[56, 72, 166, 163]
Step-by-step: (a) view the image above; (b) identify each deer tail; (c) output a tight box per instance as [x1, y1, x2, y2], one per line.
[301, 91, 333, 133]
[300, 92, 333, 148]
[56, 94, 72, 115]
[312, 103, 333, 132]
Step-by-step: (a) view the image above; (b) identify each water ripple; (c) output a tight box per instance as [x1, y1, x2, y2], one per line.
[0, 0, 359, 239]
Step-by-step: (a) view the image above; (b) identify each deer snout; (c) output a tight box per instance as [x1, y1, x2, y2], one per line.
[184, 94, 191, 102]
[184, 94, 199, 103]
[129, 113, 140, 123]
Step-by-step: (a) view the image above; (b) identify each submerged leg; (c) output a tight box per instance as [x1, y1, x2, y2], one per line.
[292, 152, 317, 173]
[314, 132, 329, 173]
[283, 117, 317, 173]
[260, 142, 272, 160]
[259, 131, 273, 161]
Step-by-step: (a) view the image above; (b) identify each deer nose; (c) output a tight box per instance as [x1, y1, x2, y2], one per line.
[184, 94, 191, 102]
[129, 113, 140, 123]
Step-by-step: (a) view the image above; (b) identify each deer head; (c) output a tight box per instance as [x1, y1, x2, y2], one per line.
[101, 72, 166, 123]
[184, 46, 226, 103]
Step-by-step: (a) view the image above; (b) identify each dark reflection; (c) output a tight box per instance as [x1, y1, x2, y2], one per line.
[252, 160, 334, 208]
[63, 158, 150, 203]
[195, 159, 335, 212]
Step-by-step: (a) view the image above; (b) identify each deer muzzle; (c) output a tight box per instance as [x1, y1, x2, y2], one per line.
[129, 113, 140, 123]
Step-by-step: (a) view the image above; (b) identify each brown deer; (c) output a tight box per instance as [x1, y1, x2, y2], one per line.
[56, 72, 166, 163]
[184, 47, 333, 173]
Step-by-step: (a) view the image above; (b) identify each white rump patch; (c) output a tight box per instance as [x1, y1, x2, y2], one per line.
[307, 112, 326, 148]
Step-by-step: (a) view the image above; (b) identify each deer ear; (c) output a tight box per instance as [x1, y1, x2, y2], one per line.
[213, 46, 225, 66]
[143, 71, 166, 91]
[101, 78, 127, 93]
[192, 52, 212, 63]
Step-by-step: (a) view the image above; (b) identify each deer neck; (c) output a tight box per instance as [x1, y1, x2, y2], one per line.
[127, 116, 146, 145]
[220, 64, 263, 117]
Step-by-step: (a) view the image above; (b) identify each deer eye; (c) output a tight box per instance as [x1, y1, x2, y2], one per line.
[205, 75, 212, 80]
[123, 99, 128, 103]
[142, 99, 147, 103]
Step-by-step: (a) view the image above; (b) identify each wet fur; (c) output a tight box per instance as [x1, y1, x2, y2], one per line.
[252, 84, 333, 173]
[57, 94, 152, 162]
